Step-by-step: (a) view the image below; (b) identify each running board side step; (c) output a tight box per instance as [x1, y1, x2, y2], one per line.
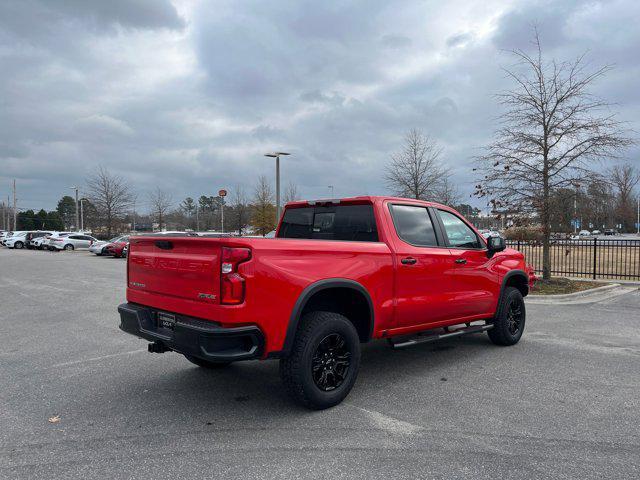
[389, 324, 494, 349]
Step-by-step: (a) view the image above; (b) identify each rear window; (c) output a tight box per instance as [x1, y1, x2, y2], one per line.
[278, 204, 378, 242]
[390, 205, 438, 247]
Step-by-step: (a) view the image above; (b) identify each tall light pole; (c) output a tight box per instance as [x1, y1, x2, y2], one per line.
[70, 186, 79, 231]
[132, 198, 136, 232]
[264, 152, 291, 223]
[79, 198, 84, 231]
[12, 180, 17, 231]
[218, 189, 227, 233]
[572, 182, 580, 234]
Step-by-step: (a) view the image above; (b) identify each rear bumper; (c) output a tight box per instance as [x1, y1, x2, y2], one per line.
[118, 302, 264, 362]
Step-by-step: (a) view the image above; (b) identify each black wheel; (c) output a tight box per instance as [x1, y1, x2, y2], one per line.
[14, 241, 24, 249]
[488, 287, 526, 346]
[64, 244, 74, 251]
[183, 354, 231, 369]
[280, 311, 361, 410]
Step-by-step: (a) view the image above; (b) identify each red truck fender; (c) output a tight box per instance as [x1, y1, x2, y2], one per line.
[277, 278, 375, 358]
[499, 269, 530, 300]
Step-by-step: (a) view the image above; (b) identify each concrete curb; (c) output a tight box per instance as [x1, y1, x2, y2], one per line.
[529, 283, 620, 300]
[562, 277, 640, 287]
[528, 284, 638, 305]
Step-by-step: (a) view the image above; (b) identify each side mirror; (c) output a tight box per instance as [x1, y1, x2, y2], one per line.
[486, 236, 506, 256]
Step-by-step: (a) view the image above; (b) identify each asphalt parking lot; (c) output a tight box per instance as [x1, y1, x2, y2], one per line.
[1, 248, 639, 479]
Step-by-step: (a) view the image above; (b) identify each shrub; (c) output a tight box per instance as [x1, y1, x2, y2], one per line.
[504, 226, 543, 241]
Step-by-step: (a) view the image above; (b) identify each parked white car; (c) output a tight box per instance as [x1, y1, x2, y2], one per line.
[26, 231, 53, 249]
[49, 233, 98, 251]
[4, 232, 28, 249]
[0, 231, 12, 245]
[1, 231, 26, 246]
[579, 230, 591, 237]
[31, 236, 49, 249]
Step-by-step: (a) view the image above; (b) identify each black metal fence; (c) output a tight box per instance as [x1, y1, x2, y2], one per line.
[506, 238, 640, 280]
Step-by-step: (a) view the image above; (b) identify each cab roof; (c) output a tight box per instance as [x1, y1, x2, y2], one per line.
[284, 195, 451, 211]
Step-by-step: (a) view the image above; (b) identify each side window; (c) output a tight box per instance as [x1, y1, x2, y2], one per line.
[390, 205, 438, 247]
[69, 235, 81, 240]
[437, 210, 482, 249]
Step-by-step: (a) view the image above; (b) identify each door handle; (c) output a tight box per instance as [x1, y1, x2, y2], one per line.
[401, 257, 417, 265]
[454, 258, 467, 264]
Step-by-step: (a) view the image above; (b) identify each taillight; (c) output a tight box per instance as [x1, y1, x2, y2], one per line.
[220, 247, 251, 304]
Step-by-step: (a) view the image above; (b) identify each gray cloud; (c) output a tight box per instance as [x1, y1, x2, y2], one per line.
[446, 32, 473, 48]
[0, 0, 638, 213]
[381, 34, 412, 49]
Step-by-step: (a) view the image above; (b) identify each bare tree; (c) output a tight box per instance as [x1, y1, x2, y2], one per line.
[85, 166, 134, 236]
[385, 129, 450, 200]
[284, 181, 299, 203]
[251, 175, 276, 236]
[436, 176, 461, 207]
[231, 185, 250, 235]
[475, 30, 633, 279]
[609, 163, 640, 231]
[148, 187, 173, 231]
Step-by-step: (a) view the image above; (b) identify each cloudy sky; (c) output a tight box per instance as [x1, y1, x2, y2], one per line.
[1, 0, 639, 213]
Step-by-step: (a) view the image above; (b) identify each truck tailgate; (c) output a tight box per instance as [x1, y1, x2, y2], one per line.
[128, 237, 221, 304]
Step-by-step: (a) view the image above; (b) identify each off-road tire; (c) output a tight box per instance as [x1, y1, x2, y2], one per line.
[183, 354, 231, 369]
[488, 286, 525, 346]
[279, 311, 361, 410]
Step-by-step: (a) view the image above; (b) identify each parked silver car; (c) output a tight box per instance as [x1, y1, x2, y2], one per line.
[41, 232, 73, 250]
[49, 233, 98, 251]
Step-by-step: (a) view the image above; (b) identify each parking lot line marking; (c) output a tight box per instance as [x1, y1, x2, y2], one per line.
[51, 349, 146, 368]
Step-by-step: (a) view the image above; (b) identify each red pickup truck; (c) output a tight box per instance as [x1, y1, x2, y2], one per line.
[118, 196, 534, 409]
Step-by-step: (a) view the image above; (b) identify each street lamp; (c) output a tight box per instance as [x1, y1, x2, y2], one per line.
[264, 152, 291, 223]
[70, 186, 79, 231]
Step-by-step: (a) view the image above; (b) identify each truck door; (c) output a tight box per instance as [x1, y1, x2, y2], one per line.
[434, 209, 498, 318]
[387, 203, 457, 328]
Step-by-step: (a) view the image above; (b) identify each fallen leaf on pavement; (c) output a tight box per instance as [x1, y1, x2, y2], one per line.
[48, 415, 60, 424]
